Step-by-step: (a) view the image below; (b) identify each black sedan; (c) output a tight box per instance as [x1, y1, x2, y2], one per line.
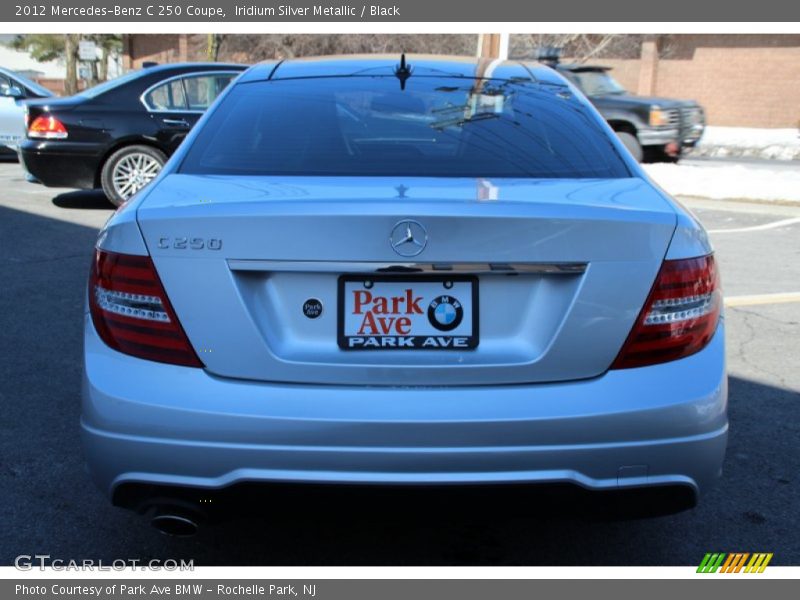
[19, 62, 246, 205]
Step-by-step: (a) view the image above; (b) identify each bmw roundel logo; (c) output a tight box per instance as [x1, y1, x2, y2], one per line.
[427, 295, 463, 332]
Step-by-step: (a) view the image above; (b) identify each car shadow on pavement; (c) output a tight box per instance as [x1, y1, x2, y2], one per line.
[52, 189, 114, 210]
[0, 204, 797, 567]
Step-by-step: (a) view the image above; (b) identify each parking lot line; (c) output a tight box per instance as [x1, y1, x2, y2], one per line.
[708, 217, 800, 234]
[725, 292, 800, 307]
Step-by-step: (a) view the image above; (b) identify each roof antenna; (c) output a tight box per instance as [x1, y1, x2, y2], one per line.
[394, 53, 412, 90]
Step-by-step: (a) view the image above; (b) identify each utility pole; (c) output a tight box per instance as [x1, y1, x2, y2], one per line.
[64, 34, 78, 95]
[476, 33, 509, 60]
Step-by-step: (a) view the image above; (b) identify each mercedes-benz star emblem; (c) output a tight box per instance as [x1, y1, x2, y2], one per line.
[389, 219, 428, 257]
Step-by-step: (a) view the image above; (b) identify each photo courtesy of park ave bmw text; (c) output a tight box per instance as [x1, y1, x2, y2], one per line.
[0, 0, 798, 595]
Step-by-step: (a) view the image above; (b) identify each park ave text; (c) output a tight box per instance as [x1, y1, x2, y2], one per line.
[16, 584, 317, 597]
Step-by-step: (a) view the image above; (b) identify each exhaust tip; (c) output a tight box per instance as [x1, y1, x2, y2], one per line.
[151, 513, 199, 537]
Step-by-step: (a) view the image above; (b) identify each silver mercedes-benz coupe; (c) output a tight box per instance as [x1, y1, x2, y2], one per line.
[82, 55, 726, 533]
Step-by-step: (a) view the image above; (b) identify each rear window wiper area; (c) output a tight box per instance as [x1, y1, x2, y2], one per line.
[430, 112, 500, 130]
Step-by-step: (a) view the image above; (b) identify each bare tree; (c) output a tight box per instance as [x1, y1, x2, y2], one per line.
[87, 34, 122, 82]
[6, 33, 118, 89]
[215, 34, 477, 64]
[510, 34, 643, 62]
[207, 34, 224, 61]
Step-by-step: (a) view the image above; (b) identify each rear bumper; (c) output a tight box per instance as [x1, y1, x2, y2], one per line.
[19, 140, 103, 189]
[82, 316, 728, 504]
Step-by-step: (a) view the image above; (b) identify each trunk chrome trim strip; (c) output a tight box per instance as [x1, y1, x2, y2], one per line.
[226, 260, 587, 275]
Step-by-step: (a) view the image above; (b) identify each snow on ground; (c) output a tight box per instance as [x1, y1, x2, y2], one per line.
[643, 161, 800, 203]
[692, 126, 800, 161]
[648, 126, 800, 201]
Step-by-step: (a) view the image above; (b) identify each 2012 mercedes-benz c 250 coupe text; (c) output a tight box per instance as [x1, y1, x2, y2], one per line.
[82, 55, 727, 533]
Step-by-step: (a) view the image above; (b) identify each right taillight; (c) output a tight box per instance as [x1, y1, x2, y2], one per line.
[28, 114, 68, 139]
[612, 254, 721, 369]
[88, 249, 203, 368]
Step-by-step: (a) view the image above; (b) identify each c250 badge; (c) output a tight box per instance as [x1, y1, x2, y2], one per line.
[157, 237, 222, 250]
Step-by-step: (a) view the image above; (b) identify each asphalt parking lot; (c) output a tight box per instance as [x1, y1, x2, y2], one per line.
[0, 158, 798, 566]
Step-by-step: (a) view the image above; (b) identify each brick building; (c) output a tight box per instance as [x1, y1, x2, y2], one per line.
[121, 34, 800, 128]
[122, 34, 194, 69]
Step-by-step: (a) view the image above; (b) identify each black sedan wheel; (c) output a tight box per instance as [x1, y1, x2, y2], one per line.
[101, 145, 166, 206]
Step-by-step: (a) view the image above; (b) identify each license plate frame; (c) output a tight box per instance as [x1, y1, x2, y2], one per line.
[337, 274, 479, 351]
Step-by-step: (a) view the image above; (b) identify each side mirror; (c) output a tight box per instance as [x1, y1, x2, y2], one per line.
[1, 85, 24, 99]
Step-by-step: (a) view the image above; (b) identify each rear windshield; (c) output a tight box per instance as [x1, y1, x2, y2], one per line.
[179, 76, 630, 179]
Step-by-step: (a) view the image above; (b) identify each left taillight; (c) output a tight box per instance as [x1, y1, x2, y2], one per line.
[88, 249, 203, 367]
[28, 114, 68, 139]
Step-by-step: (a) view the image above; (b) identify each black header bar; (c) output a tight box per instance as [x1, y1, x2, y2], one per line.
[3, 0, 799, 22]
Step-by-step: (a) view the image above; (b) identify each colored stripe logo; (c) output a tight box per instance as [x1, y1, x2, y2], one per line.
[697, 553, 773, 573]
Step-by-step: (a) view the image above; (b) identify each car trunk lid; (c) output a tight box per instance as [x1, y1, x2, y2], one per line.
[136, 174, 677, 385]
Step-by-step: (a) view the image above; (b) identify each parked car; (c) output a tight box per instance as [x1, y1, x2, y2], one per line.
[0, 66, 54, 153]
[19, 62, 246, 205]
[539, 52, 705, 162]
[83, 55, 726, 533]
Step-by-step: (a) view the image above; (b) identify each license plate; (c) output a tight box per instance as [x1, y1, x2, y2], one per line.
[338, 275, 478, 351]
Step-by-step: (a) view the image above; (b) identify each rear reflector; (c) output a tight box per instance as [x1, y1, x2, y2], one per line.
[611, 254, 721, 369]
[89, 249, 203, 367]
[28, 115, 68, 139]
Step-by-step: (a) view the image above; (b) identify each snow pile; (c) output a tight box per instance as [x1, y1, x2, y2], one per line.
[643, 162, 800, 203]
[692, 126, 800, 161]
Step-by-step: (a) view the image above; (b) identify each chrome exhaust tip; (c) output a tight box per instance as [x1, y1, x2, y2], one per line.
[150, 511, 199, 537]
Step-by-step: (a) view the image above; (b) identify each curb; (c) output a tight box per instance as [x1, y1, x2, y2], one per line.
[690, 146, 800, 162]
[677, 195, 800, 209]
